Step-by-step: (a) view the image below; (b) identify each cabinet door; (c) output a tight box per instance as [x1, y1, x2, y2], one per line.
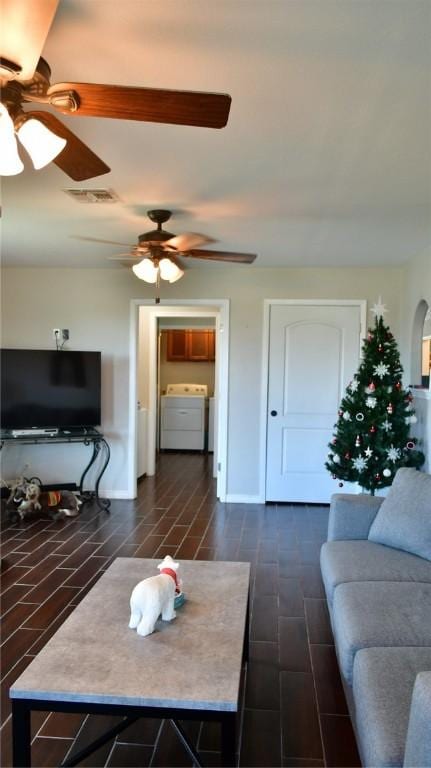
[167, 330, 188, 361]
[208, 330, 215, 361]
[188, 331, 210, 361]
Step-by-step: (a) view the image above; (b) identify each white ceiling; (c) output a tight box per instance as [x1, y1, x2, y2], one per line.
[2, 0, 431, 270]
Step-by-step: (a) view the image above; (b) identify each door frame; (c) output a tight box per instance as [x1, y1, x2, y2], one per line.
[128, 298, 230, 501]
[260, 299, 367, 502]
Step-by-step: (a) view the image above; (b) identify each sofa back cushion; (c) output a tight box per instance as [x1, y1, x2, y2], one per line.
[368, 468, 431, 561]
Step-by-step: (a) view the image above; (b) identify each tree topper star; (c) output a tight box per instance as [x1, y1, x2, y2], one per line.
[370, 296, 388, 319]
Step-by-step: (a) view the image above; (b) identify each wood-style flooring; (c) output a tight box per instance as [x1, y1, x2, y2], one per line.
[0, 452, 361, 767]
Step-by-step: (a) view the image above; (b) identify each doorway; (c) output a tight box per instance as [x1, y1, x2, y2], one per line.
[128, 299, 229, 501]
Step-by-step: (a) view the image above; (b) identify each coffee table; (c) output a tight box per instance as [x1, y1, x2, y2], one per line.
[10, 557, 250, 767]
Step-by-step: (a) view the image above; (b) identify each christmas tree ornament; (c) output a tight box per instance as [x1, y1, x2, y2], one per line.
[338, 482, 344, 487]
[353, 455, 367, 471]
[406, 441, 415, 450]
[333, 454, 340, 464]
[332, 437, 337, 444]
[373, 363, 389, 379]
[364, 447, 373, 458]
[387, 403, 393, 414]
[355, 435, 361, 447]
[366, 396, 377, 408]
[395, 381, 401, 390]
[378, 343, 383, 353]
[344, 452, 351, 459]
[382, 420, 392, 431]
[375, 473, 381, 481]
[367, 332, 373, 342]
[350, 380, 359, 392]
[370, 296, 388, 319]
[369, 425, 376, 433]
[355, 413, 364, 421]
[367, 381, 376, 392]
[387, 445, 401, 462]
[342, 411, 351, 421]
[383, 468, 391, 477]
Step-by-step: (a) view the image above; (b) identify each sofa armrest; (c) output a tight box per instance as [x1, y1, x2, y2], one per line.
[404, 672, 431, 767]
[327, 493, 384, 541]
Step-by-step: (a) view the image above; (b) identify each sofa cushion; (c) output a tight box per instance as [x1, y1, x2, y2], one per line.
[353, 647, 431, 768]
[332, 581, 431, 685]
[368, 468, 431, 561]
[321, 540, 431, 606]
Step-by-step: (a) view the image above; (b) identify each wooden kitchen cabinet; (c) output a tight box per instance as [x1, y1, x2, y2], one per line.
[166, 330, 215, 362]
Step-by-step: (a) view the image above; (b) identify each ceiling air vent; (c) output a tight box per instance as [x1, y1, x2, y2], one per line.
[63, 188, 119, 203]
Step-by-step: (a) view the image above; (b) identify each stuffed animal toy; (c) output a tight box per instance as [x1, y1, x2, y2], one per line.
[8, 479, 81, 522]
[129, 555, 181, 637]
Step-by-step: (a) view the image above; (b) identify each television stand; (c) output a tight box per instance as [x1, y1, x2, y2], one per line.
[0, 428, 111, 512]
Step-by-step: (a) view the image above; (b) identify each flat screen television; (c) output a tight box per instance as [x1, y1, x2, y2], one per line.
[1, 349, 101, 430]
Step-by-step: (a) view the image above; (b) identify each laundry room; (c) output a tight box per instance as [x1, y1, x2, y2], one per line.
[158, 317, 216, 454]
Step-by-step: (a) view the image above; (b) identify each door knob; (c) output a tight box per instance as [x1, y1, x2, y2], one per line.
[270, 410, 278, 417]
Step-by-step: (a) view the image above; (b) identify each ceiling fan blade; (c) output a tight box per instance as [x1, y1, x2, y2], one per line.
[0, 0, 59, 81]
[107, 255, 141, 261]
[47, 83, 231, 128]
[24, 111, 110, 180]
[185, 249, 257, 264]
[164, 232, 215, 252]
[71, 236, 134, 247]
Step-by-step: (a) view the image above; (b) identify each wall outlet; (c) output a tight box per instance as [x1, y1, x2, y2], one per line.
[53, 328, 60, 339]
[62, 329, 69, 341]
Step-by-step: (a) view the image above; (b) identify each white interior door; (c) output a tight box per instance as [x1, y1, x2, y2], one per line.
[265, 303, 362, 503]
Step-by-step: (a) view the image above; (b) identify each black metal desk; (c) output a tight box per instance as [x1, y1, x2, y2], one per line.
[0, 428, 111, 511]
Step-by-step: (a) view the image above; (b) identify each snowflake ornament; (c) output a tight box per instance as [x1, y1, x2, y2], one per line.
[366, 396, 377, 408]
[349, 380, 359, 392]
[386, 445, 401, 462]
[405, 415, 418, 425]
[373, 363, 389, 379]
[342, 411, 351, 421]
[370, 296, 388, 319]
[364, 447, 373, 458]
[382, 419, 392, 432]
[353, 455, 368, 472]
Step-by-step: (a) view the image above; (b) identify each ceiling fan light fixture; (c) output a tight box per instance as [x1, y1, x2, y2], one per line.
[159, 257, 184, 283]
[0, 103, 24, 175]
[17, 117, 67, 169]
[132, 257, 158, 283]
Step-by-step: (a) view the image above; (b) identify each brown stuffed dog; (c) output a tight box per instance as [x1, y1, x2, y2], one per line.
[9, 480, 81, 522]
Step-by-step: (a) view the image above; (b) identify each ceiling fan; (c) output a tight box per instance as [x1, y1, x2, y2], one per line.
[77, 209, 257, 302]
[0, 0, 231, 180]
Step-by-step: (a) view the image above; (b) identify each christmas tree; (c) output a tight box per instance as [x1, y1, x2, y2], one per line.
[326, 298, 425, 494]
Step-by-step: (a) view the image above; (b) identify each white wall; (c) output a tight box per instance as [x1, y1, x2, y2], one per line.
[1, 265, 405, 497]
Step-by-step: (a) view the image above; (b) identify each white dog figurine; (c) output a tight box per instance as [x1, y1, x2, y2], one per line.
[129, 555, 181, 637]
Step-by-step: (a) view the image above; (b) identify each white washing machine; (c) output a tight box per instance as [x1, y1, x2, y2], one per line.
[160, 384, 208, 450]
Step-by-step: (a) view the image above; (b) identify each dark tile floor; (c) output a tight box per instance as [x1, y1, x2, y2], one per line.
[0, 452, 361, 767]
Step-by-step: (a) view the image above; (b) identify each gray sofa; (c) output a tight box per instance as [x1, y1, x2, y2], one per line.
[320, 468, 431, 768]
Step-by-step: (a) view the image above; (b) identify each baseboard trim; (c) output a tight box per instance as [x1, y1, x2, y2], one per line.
[224, 493, 265, 504]
[102, 490, 134, 500]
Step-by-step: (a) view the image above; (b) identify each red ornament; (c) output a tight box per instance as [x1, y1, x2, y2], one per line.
[344, 452, 351, 459]
[338, 409, 343, 416]
[367, 332, 373, 341]
[375, 473, 381, 481]
[395, 381, 401, 390]
[368, 381, 376, 392]
[332, 437, 337, 444]
[387, 403, 393, 414]
[378, 343, 383, 352]
[369, 425, 376, 433]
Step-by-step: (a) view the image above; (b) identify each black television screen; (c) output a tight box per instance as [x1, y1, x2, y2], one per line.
[1, 349, 101, 430]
